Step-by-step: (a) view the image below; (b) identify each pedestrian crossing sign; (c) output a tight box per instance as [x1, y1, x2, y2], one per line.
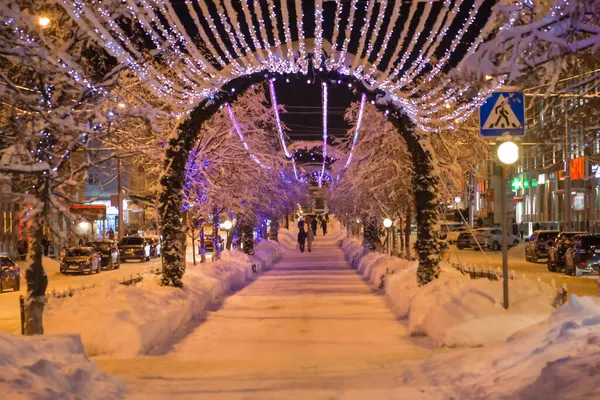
[479, 91, 525, 137]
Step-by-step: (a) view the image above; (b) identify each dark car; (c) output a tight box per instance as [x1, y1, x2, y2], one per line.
[60, 247, 101, 274]
[456, 232, 473, 250]
[118, 236, 150, 262]
[86, 240, 120, 270]
[564, 234, 600, 277]
[525, 230, 559, 263]
[547, 232, 587, 272]
[0, 255, 21, 292]
[198, 236, 215, 254]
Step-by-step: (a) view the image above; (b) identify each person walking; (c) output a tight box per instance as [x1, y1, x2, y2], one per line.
[306, 227, 314, 252]
[298, 227, 306, 253]
[311, 217, 318, 236]
[321, 218, 328, 236]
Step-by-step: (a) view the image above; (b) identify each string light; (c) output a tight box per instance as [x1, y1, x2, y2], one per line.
[268, 80, 299, 179]
[344, 93, 367, 169]
[226, 104, 269, 169]
[319, 82, 328, 188]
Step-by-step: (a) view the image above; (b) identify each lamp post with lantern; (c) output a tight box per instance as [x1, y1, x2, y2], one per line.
[383, 218, 393, 256]
[497, 141, 519, 309]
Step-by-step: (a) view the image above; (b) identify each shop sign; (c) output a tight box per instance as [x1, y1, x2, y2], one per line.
[570, 157, 585, 180]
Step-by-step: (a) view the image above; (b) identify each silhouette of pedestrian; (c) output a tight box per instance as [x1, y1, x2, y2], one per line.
[298, 227, 306, 253]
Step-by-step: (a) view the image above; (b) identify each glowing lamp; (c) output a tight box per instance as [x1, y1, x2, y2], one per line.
[38, 16, 50, 27]
[222, 220, 233, 230]
[383, 218, 393, 228]
[497, 141, 519, 165]
[454, 196, 461, 204]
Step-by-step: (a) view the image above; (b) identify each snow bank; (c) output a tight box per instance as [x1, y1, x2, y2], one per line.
[409, 296, 600, 399]
[45, 245, 284, 357]
[0, 333, 125, 400]
[340, 237, 557, 347]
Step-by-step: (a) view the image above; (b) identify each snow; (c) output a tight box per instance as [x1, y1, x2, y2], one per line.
[340, 236, 558, 347]
[44, 245, 285, 357]
[405, 296, 600, 399]
[0, 332, 125, 400]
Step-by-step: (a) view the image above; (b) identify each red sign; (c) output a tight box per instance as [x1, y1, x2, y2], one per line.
[570, 157, 585, 180]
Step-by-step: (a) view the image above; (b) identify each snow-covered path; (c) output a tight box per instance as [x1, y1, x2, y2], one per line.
[97, 232, 438, 399]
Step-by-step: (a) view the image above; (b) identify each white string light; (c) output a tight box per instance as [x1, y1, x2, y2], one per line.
[344, 93, 367, 169]
[319, 82, 328, 188]
[268, 79, 299, 179]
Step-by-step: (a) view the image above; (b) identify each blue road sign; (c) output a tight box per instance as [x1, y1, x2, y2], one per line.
[479, 91, 525, 137]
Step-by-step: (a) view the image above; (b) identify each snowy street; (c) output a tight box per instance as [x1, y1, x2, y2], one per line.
[94, 232, 439, 399]
[0, 258, 160, 334]
[448, 244, 598, 297]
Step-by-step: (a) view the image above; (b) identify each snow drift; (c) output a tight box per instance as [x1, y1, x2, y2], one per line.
[0, 333, 125, 400]
[45, 242, 284, 357]
[407, 296, 600, 399]
[340, 237, 557, 347]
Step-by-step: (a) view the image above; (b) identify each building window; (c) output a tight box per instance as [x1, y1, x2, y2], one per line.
[88, 172, 98, 185]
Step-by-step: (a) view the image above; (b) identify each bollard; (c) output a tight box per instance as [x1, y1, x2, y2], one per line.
[19, 295, 25, 335]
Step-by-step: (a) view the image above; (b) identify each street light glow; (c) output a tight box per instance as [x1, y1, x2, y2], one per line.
[497, 141, 519, 165]
[38, 16, 50, 27]
[454, 196, 461, 204]
[383, 218, 392, 228]
[118, 102, 126, 109]
[222, 220, 233, 230]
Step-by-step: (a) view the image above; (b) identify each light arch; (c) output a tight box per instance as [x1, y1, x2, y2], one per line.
[159, 69, 440, 287]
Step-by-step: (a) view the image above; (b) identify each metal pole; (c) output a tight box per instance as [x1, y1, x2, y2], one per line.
[469, 169, 475, 227]
[500, 166, 509, 309]
[564, 98, 571, 232]
[117, 158, 124, 239]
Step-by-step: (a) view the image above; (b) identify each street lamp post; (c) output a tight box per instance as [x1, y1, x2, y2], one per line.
[383, 218, 392, 256]
[497, 141, 519, 310]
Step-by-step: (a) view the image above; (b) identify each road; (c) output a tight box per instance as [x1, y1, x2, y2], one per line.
[96, 233, 438, 399]
[0, 257, 161, 334]
[447, 243, 598, 297]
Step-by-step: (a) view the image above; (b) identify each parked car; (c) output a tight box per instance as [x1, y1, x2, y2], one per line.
[446, 227, 468, 244]
[198, 236, 215, 254]
[60, 247, 101, 274]
[547, 232, 587, 272]
[525, 230, 560, 262]
[0, 255, 21, 292]
[470, 228, 494, 250]
[86, 240, 120, 270]
[484, 228, 521, 251]
[145, 236, 162, 258]
[456, 231, 473, 250]
[439, 223, 466, 240]
[564, 234, 600, 277]
[118, 236, 151, 262]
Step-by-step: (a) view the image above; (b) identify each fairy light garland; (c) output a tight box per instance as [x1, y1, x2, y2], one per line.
[318, 82, 328, 188]
[344, 93, 367, 169]
[226, 104, 269, 169]
[268, 79, 299, 180]
[56, 0, 506, 133]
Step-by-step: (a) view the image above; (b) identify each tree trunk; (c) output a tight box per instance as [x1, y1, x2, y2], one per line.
[199, 224, 206, 263]
[212, 208, 221, 261]
[24, 178, 49, 335]
[269, 217, 279, 241]
[241, 220, 255, 255]
[284, 214, 289, 230]
[190, 224, 196, 266]
[362, 215, 380, 252]
[158, 131, 192, 287]
[405, 205, 412, 260]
